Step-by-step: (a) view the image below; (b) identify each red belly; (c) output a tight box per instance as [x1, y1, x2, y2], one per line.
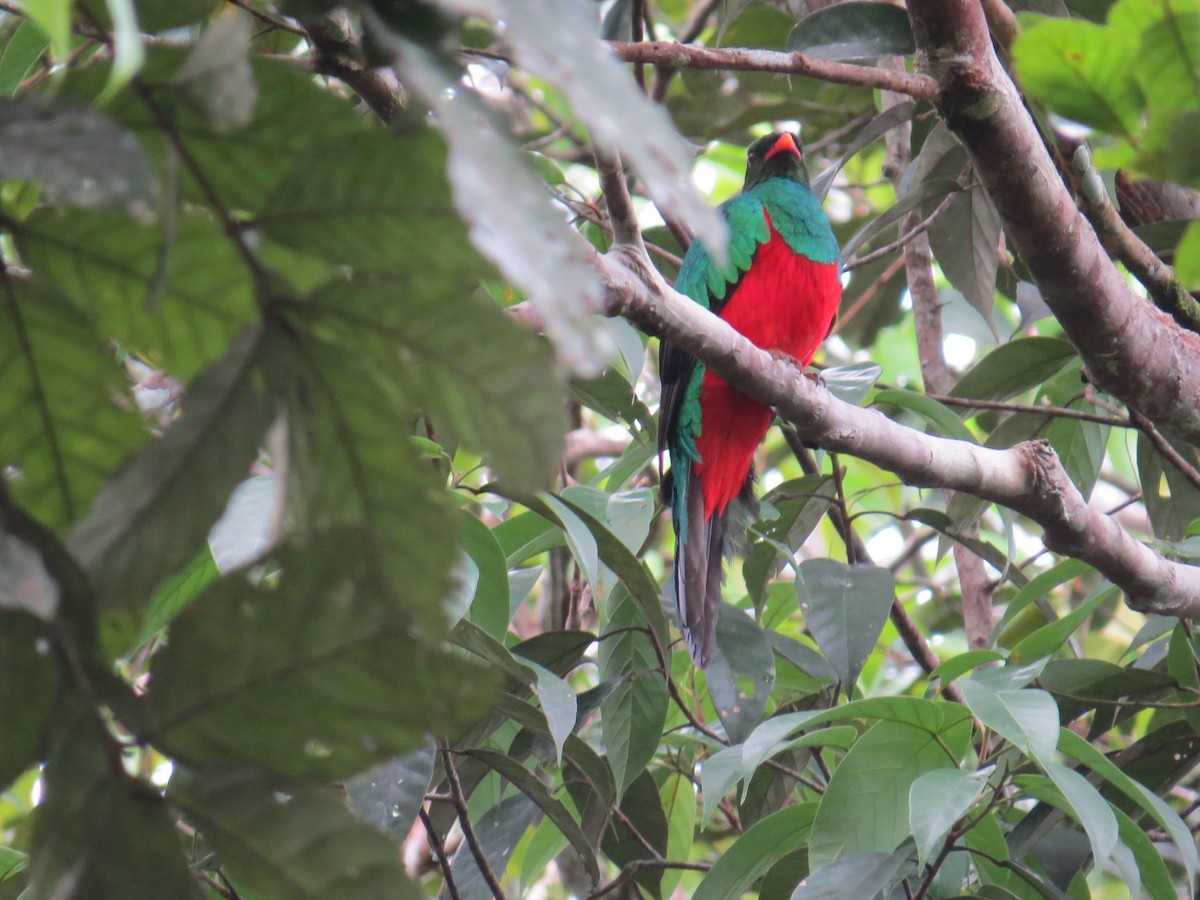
[694, 216, 840, 519]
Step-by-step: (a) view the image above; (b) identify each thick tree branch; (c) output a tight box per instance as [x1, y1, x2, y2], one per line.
[905, 3, 1200, 447]
[596, 246, 1200, 619]
[609, 41, 940, 101]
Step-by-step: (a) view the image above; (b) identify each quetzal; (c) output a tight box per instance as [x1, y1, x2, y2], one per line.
[659, 131, 841, 667]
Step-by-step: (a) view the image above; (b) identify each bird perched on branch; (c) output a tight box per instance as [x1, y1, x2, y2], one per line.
[659, 131, 841, 667]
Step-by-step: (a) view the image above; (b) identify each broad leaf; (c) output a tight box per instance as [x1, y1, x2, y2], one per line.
[1013, 15, 1144, 138]
[928, 182, 1003, 335]
[786, 3, 915, 60]
[345, 740, 437, 838]
[28, 720, 199, 900]
[69, 330, 272, 614]
[299, 276, 567, 491]
[796, 560, 894, 689]
[0, 610, 60, 791]
[170, 767, 420, 900]
[599, 587, 668, 799]
[449, 794, 539, 900]
[146, 532, 489, 778]
[790, 845, 913, 899]
[17, 208, 257, 380]
[465, 748, 599, 886]
[807, 718, 972, 868]
[959, 673, 1059, 762]
[694, 803, 817, 900]
[263, 326, 458, 617]
[0, 280, 142, 531]
[708, 602, 775, 743]
[909, 766, 991, 864]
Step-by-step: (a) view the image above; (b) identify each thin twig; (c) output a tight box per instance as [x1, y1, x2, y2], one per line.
[649, 0, 725, 102]
[843, 190, 958, 271]
[441, 745, 506, 900]
[831, 255, 906, 336]
[419, 807, 462, 900]
[228, 0, 307, 36]
[1129, 409, 1200, 493]
[612, 41, 940, 101]
[925, 394, 1129, 427]
[595, 150, 646, 251]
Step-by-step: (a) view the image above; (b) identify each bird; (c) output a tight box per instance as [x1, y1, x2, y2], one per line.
[659, 131, 841, 667]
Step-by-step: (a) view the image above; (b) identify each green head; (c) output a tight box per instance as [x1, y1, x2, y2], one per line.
[742, 131, 811, 190]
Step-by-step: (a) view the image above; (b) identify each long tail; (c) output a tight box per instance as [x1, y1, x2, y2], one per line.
[676, 475, 725, 667]
[666, 466, 755, 668]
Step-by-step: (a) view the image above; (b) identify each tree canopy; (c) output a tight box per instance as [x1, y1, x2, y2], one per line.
[0, 0, 1198, 898]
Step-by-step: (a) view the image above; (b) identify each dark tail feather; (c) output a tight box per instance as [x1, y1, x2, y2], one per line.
[672, 469, 758, 668]
[676, 477, 726, 668]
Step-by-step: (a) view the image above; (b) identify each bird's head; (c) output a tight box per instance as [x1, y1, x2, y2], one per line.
[743, 131, 810, 190]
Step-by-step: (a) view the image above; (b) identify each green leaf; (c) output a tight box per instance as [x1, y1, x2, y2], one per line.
[659, 772, 697, 898]
[785, 3, 915, 60]
[741, 697, 972, 778]
[64, 52, 365, 214]
[790, 846, 913, 899]
[1138, 429, 1200, 541]
[600, 770, 669, 896]
[261, 130, 487, 276]
[0, 610, 61, 791]
[808, 718, 972, 868]
[389, 44, 611, 373]
[437, 0, 726, 255]
[1177, 219, 1200, 290]
[99, 0, 145, 101]
[17, 209, 257, 380]
[460, 513, 511, 638]
[170, 767, 420, 900]
[69, 330, 273, 614]
[20, 0, 71, 64]
[145, 532, 489, 778]
[928, 649, 1007, 686]
[449, 793, 539, 900]
[1031, 763, 1119, 868]
[951, 337, 1077, 404]
[1113, 806, 1178, 900]
[29, 719, 199, 900]
[264, 327, 458, 616]
[298, 273, 567, 491]
[464, 748, 600, 887]
[928, 183, 1003, 335]
[744, 475, 834, 606]
[959, 674, 1059, 762]
[993, 558, 1091, 637]
[1013, 15, 1145, 137]
[694, 803, 817, 900]
[0, 22, 51, 97]
[701, 744, 746, 819]
[1057, 727, 1197, 888]
[344, 741, 436, 838]
[1039, 366, 1109, 498]
[515, 491, 669, 645]
[796, 560, 894, 689]
[908, 767, 991, 864]
[1010, 584, 1118, 662]
[708, 602, 775, 743]
[523, 661, 577, 765]
[0, 279, 143, 531]
[873, 389, 978, 443]
[599, 586, 668, 799]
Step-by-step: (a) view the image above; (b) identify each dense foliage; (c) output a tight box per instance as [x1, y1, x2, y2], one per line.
[0, 0, 1198, 898]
